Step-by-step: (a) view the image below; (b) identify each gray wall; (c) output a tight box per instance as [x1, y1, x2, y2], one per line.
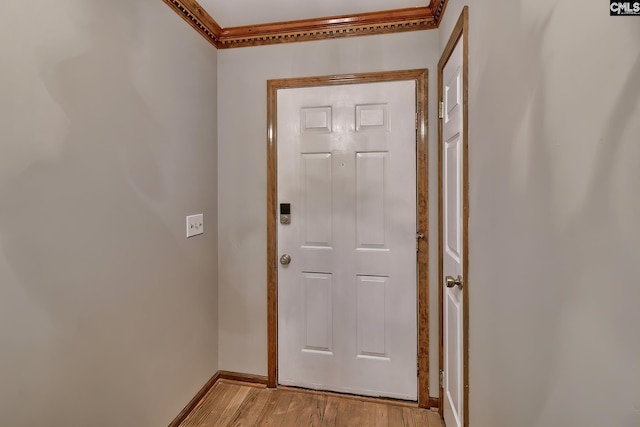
[440, 1, 640, 426]
[217, 31, 441, 396]
[4, 0, 637, 425]
[0, 1, 219, 426]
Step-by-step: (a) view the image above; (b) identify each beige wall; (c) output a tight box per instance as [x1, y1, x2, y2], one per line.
[0, 1, 219, 426]
[217, 31, 442, 396]
[4, 1, 637, 424]
[440, 1, 640, 425]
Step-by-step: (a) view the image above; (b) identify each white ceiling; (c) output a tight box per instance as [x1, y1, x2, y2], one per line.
[198, 0, 429, 28]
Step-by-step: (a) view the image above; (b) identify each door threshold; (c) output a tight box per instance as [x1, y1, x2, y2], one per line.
[276, 385, 421, 408]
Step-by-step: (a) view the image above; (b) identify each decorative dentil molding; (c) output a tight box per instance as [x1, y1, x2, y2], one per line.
[218, 7, 436, 49]
[162, 0, 221, 47]
[430, 0, 450, 23]
[163, 1, 450, 49]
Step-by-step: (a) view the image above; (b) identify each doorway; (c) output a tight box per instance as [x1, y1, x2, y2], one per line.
[438, 6, 470, 426]
[266, 69, 431, 406]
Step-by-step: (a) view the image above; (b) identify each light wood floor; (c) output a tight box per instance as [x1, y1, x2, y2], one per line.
[178, 380, 443, 427]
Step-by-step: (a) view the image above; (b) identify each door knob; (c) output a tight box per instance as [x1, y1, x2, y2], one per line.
[280, 254, 292, 266]
[445, 275, 463, 290]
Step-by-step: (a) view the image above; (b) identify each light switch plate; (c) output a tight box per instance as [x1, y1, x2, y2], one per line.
[186, 214, 204, 237]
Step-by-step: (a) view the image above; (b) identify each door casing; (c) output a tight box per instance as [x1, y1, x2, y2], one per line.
[266, 69, 431, 407]
[438, 6, 470, 424]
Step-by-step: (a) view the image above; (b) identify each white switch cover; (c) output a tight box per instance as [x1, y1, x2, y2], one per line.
[186, 214, 204, 237]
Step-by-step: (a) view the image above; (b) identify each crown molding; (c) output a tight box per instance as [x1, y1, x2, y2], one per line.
[162, 0, 222, 47]
[217, 7, 435, 49]
[163, 2, 449, 49]
[430, 0, 449, 24]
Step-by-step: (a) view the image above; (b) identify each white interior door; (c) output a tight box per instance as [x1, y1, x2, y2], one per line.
[442, 40, 465, 427]
[277, 80, 417, 400]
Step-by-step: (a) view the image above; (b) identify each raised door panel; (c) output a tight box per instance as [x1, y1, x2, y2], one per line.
[356, 275, 389, 359]
[444, 137, 461, 262]
[302, 273, 333, 354]
[446, 290, 462, 422]
[356, 104, 389, 132]
[302, 106, 332, 133]
[356, 152, 389, 250]
[301, 153, 333, 248]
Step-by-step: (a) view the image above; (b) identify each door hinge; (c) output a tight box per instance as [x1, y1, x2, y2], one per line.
[439, 369, 445, 388]
[438, 101, 444, 119]
[417, 359, 420, 376]
[415, 112, 418, 130]
[416, 232, 425, 252]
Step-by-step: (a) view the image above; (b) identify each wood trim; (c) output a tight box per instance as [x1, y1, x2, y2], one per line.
[161, 0, 458, 50]
[428, 397, 441, 409]
[167, 371, 266, 426]
[416, 69, 430, 409]
[167, 371, 220, 427]
[437, 61, 444, 417]
[267, 69, 431, 407]
[267, 77, 279, 389]
[430, 0, 451, 24]
[437, 6, 469, 425]
[218, 7, 435, 49]
[163, 2, 437, 49]
[162, 0, 222, 47]
[218, 370, 269, 385]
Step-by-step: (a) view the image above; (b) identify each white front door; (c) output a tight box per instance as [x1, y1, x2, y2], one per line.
[442, 40, 465, 427]
[277, 80, 418, 400]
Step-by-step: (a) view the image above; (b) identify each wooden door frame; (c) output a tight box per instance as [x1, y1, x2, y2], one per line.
[438, 6, 469, 424]
[266, 69, 431, 407]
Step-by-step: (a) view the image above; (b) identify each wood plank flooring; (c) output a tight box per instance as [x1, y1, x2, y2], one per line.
[179, 380, 443, 427]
